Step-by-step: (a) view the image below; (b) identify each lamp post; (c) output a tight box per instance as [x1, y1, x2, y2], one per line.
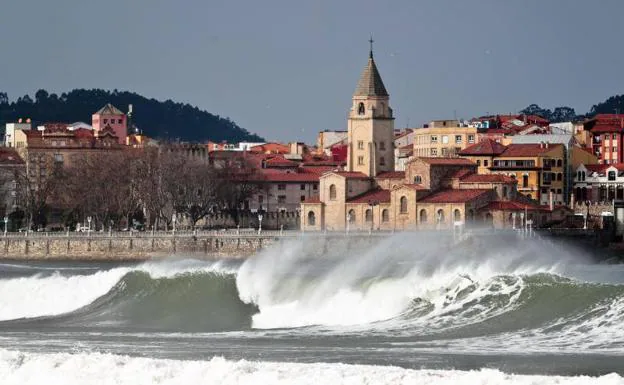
[258, 213, 263, 234]
[520, 212, 525, 234]
[172, 213, 177, 235]
[512, 212, 516, 230]
[87, 216, 92, 237]
[3, 216, 8, 236]
[346, 212, 352, 234]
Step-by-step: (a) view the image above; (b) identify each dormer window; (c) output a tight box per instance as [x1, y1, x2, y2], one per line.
[358, 103, 365, 115]
[608, 170, 616, 181]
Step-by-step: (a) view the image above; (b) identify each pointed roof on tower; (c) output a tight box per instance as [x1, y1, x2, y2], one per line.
[95, 103, 124, 115]
[353, 38, 389, 97]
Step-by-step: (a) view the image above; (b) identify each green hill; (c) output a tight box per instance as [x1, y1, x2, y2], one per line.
[0, 89, 264, 143]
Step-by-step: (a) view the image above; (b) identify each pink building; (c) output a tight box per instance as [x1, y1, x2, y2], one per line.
[92, 104, 127, 144]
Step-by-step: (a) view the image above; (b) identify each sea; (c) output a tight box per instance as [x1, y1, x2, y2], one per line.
[1, 232, 623, 384]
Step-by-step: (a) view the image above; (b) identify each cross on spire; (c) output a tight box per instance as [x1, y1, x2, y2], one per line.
[369, 35, 374, 58]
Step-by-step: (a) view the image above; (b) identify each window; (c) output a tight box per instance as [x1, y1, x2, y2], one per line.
[379, 141, 386, 151]
[313, 183, 318, 190]
[348, 209, 356, 223]
[468, 135, 475, 144]
[454, 209, 461, 222]
[484, 160, 489, 167]
[437, 209, 445, 223]
[556, 189, 562, 194]
[278, 184, 286, 190]
[358, 102, 365, 115]
[430, 135, 438, 144]
[442, 135, 449, 144]
[502, 186, 508, 197]
[300, 195, 306, 202]
[543, 172, 552, 185]
[414, 175, 422, 184]
[329, 184, 337, 200]
[307, 211, 316, 226]
[557, 173, 562, 181]
[608, 171, 616, 181]
[477, 160, 481, 166]
[380, 156, 385, 166]
[53, 153, 64, 163]
[614, 133, 618, 139]
[358, 156, 364, 165]
[358, 141, 364, 150]
[118, 119, 123, 124]
[258, 195, 264, 204]
[103, 119, 108, 124]
[419, 209, 427, 223]
[300, 184, 306, 190]
[365, 209, 372, 222]
[455, 135, 462, 144]
[556, 159, 563, 167]
[277, 195, 287, 204]
[441, 148, 449, 156]
[430, 148, 438, 156]
[382, 209, 389, 222]
[400, 196, 408, 213]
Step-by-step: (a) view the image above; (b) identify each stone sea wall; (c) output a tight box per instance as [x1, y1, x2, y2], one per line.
[0, 235, 279, 261]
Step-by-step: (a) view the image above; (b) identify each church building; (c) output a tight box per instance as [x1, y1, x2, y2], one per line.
[300, 42, 570, 231]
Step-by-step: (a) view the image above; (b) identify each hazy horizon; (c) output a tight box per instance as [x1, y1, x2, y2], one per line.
[2, 0, 623, 143]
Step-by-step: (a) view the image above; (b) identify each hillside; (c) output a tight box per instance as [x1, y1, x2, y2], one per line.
[519, 94, 624, 123]
[0, 89, 264, 143]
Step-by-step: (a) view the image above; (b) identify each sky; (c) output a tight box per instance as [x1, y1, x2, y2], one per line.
[2, 0, 624, 143]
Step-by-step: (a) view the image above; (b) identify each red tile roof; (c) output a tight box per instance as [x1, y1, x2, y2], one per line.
[330, 171, 370, 179]
[449, 168, 474, 179]
[460, 174, 517, 183]
[264, 156, 299, 167]
[396, 184, 428, 191]
[585, 114, 624, 133]
[347, 188, 391, 204]
[418, 189, 490, 203]
[0, 148, 24, 165]
[416, 157, 476, 166]
[499, 143, 563, 157]
[250, 142, 290, 154]
[376, 171, 406, 179]
[459, 139, 507, 156]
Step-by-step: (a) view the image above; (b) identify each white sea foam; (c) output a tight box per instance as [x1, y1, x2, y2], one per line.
[0, 349, 621, 385]
[0, 259, 234, 321]
[235, 235, 569, 329]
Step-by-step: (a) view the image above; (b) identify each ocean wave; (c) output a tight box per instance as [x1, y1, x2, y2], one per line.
[0, 349, 621, 385]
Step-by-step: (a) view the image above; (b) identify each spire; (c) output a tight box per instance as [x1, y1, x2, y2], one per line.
[354, 38, 388, 97]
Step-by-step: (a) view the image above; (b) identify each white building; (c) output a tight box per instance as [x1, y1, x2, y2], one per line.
[4, 121, 32, 147]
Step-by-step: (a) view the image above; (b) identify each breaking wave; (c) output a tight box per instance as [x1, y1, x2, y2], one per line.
[1, 233, 624, 352]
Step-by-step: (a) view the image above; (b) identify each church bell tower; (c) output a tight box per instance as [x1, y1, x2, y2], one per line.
[347, 38, 395, 177]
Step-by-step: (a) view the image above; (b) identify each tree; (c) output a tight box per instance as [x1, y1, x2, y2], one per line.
[520, 104, 551, 120]
[550, 106, 577, 123]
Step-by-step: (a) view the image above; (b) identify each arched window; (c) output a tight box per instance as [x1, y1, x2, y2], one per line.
[400, 196, 408, 213]
[365, 209, 373, 222]
[358, 102, 365, 115]
[329, 184, 337, 200]
[454, 209, 461, 222]
[382, 209, 389, 222]
[307, 211, 316, 226]
[581, 171, 586, 181]
[414, 175, 422, 184]
[556, 159, 563, 167]
[467, 209, 475, 222]
[437, 209, 445, 223]
[419, 209, 427, 223]
[348, 209, 356, 223]
[522, 174, 529, 188]
[557, 173, 563, 181]
[502, 186, 508, 197]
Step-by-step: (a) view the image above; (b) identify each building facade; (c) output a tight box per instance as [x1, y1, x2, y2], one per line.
[412, 121, 477, 158]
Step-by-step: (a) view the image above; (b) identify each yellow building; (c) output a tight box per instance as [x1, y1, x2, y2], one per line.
[412, 121, 477, 158]
[459, 140, 565, 205]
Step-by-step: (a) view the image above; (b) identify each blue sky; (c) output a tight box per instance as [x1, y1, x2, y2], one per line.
[2, 0, 623, 143]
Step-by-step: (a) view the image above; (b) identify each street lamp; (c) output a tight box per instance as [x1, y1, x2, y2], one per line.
[258, 213, 263, 234]
[172, 213, 177, 234]
[3, 216, 8, 236]
[346, 212, 352, 234]
[87, 216, 92, 236]
[512, 212, 516, 230]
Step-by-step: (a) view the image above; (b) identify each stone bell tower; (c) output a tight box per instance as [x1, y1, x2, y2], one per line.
[347, 38, 395, 177]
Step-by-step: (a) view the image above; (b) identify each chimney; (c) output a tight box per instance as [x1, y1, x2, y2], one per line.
[549, 191, 554, 211]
